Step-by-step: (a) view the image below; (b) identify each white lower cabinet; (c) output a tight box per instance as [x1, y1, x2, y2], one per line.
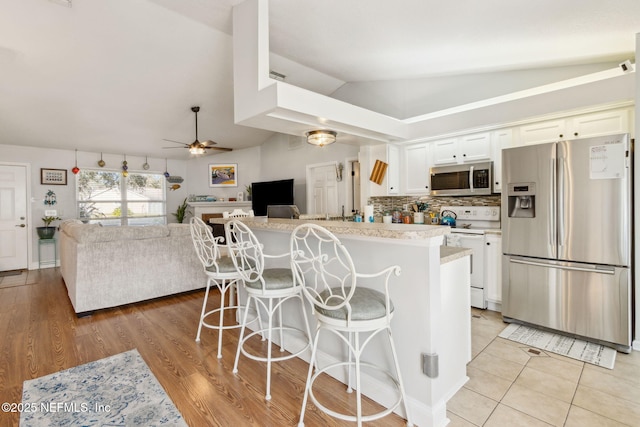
[485, 234, 502, 312]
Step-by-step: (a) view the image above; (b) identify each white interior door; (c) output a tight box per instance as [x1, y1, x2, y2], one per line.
[0, 164, 28, 271]
[307, 163, 339, 215]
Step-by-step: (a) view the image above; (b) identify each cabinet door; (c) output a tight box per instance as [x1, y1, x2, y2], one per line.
[433, 138, 459, 165]
[404, 143, 430, 194]
[387, 144, 400, 194]
[570, 108, 629, 139]
[491, 129, 512, 193]
[485, 234, 502, 305]
[518, 119, 566, 145]
[459, 132, 491, 163]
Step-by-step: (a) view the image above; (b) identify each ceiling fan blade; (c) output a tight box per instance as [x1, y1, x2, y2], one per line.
[162, 146, 188, 149]
[201, 139, 218, 146]
[162, 139, 188, 146]
[205, 146, 233, 152]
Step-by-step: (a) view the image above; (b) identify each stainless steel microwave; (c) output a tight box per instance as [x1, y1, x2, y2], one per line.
[430, 161, 493, 196]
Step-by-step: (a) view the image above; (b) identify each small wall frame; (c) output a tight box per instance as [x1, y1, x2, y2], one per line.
[41, 168, 67, 185]
[209, 163, 238, 187]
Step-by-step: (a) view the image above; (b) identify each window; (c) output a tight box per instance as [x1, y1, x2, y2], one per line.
[77, 170, 166, 226]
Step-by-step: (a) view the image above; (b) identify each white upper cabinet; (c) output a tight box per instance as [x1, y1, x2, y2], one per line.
[432, 138, 458, 165]
[433, 132, 491, 165]
[491, 128, 512, 193]
[516, 108, 630, 146]
[403, 142, 430, 194]
[518, 119, 566, 145]
[387, 144, 400, 195]
[363, 144, 400, 197]
[569, 108, 630, 139]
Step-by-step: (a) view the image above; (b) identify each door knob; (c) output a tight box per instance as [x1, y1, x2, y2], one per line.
[16, 224, 26, 228]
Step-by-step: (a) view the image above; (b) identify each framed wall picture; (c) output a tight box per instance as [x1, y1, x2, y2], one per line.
[209, 163, 238, 187]
[41, 168, 67, 185]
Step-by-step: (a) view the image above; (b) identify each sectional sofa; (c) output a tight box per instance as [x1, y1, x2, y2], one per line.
[59, 219, 206, 315]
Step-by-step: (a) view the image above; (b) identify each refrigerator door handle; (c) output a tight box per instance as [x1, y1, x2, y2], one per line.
[550, 158, 556, 255]
[558, 156, 565, 247]
[469, 165, 474, 192]
[509, 258, 615, 275]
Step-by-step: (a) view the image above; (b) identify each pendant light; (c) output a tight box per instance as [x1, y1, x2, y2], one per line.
[98, 152, 105, 167]
[142, 156, 150, 170]
[164, 158, 170, 178]
[72, 149, 80, 174]
[122, 154, 128, 177]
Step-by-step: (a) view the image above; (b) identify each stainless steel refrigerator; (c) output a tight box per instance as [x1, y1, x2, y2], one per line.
[501, 133, 633, 352]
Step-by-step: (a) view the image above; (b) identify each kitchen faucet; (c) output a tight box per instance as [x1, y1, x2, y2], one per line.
[342, 205, 345, 221]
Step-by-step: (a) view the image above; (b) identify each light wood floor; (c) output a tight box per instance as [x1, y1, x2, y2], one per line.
[0, 268, 407, 427]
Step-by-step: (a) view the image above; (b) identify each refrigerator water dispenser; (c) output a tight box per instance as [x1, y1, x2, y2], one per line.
[507, 183, 536, 218]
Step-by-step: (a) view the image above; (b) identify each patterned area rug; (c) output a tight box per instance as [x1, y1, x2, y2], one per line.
[499, 323, 616, 369]
[21, 349, 187, 426]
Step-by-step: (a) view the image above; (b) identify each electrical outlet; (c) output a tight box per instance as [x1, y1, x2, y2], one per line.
[45, 210, 57, 216]
[422, 353, 439, 378]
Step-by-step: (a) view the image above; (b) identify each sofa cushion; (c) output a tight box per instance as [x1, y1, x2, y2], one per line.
[65, 223, 170, 243]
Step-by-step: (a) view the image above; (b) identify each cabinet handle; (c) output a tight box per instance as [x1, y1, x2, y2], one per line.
[574, 132, 578, 136]
[559, 134, 563, 138]
[495, 181, 499, 185]
[486, 242, 490, 245]
[463, 153, 466, 157]
[425, 185, 429, 189]
[453, 155, 456, 158]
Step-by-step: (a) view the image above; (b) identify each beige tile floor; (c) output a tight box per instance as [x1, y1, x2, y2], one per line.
[447, 308, 640, 427]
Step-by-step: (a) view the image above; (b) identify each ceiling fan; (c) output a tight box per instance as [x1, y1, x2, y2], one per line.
[163, 106, 232, 154]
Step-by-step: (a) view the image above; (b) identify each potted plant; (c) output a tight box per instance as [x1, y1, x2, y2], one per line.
[37, 216, 61, 239]
[172, 198, 188, 224]
[245, 184, 252, 201]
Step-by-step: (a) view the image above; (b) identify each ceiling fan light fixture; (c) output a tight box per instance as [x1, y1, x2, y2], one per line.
[306, 130, 337, 147]
[189, 144, 205, 155]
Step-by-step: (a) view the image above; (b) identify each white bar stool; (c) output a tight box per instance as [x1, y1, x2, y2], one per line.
[189, 217, 256, 359]
[290, 223, 413, 427]
[225, 219, 311, 401]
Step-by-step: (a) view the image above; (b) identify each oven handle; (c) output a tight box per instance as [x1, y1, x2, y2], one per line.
[469, 165, 474, 192]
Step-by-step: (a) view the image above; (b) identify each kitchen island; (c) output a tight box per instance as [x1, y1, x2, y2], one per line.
[210, 217, 471, 427]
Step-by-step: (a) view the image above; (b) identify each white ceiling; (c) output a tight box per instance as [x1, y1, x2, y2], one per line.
[1, 0, 639, 159]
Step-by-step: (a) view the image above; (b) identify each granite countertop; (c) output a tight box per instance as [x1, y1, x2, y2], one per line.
[209, 217, 451, 240]
[440, 246, 473, 264]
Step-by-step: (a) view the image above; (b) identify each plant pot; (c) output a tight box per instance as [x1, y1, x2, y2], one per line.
[36, 226, 56, 239]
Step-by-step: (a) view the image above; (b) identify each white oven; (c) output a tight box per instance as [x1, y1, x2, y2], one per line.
[441, 206, 501, 309]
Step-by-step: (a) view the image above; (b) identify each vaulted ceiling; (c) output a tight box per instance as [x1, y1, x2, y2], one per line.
[1, 0, 639, 159]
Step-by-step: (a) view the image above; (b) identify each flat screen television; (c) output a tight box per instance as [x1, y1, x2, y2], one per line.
[251, 179, 294, 216]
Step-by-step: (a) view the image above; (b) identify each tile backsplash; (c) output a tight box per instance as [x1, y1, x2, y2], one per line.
[367, 195, 501, 217]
